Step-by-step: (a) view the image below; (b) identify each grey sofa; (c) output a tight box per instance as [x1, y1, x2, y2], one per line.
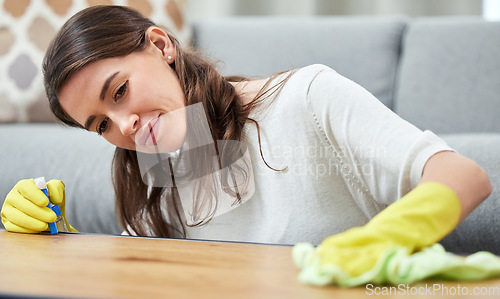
[1, 16, 499, 254]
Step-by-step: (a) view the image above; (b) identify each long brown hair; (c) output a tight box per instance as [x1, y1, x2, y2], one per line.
[43, 5, 290, 238]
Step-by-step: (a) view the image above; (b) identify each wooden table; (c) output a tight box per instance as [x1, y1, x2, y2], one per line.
[0, 230, 499, 298]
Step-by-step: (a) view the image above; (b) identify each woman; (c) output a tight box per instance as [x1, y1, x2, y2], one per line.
[1, 6, 491, 246]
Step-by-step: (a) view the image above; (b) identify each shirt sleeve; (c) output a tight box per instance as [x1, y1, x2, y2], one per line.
[305, 65, 453, 207]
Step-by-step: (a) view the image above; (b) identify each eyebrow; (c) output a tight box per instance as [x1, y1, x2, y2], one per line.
[100, 71, 120, 100]
[84, 71, 120, 131]
[84, 115, 96, 131]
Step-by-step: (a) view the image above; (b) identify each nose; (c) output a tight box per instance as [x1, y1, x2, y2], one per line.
[111, 112, 139, 136]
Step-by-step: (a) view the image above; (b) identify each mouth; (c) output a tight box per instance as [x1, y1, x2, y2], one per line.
[135, 116, 160, 147]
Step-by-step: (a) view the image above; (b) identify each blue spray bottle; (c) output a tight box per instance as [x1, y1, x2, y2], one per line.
[34, 177, 68, 234]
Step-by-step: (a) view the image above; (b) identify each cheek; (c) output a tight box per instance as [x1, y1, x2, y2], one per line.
[133, 78, 166, 107]
[150, 68, 185, 108]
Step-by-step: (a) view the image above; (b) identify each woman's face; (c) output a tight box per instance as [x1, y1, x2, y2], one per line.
[58, 27, 187, 154]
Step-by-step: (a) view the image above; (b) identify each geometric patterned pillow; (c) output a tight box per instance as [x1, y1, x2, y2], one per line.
[0, 0, 191, 123]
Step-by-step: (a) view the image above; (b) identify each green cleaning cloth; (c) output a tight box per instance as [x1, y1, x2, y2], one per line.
[292, 182, 500, 287]
[293, 243, 500, 287]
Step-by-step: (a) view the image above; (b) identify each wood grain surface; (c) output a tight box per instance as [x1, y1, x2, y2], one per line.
[0, 230, 498, 298]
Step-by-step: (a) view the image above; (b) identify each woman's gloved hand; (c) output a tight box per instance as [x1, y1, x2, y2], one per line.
[1, 179, 78, 233]
[294, 182, 462, 284]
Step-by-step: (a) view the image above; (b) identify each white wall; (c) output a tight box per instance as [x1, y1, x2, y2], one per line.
[483, 0, 500, 20]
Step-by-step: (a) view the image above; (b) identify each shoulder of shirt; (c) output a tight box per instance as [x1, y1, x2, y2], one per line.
[272, 64, 336, 81]
[294, 64, 337, 78]
[298, 63, 336, 74]
[279, 64, 338, 89]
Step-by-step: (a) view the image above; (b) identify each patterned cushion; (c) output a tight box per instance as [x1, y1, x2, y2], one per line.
[0, 0, 191, 123]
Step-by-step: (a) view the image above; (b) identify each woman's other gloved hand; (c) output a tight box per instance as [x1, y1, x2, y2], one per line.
[1, 179, 78, 233]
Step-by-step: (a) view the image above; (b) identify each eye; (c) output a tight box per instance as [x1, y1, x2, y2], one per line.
[113, 81, 128, 102]
[97, 118, 109, 135]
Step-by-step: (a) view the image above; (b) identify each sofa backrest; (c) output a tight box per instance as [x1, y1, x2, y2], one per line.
[192, 16, 407, 109]
[394, 18, 500, 134]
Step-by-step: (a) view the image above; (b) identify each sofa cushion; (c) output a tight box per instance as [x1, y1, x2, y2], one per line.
[193, 16, 407, 109]
[395, 18, 500, 134]
[0, 124, 121, 234]
[439, 133, 500, 254]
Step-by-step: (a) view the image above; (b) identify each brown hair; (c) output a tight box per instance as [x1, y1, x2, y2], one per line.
[43, 5, 290, 238]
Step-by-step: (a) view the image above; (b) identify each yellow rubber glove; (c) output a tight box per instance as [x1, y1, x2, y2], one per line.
[295, 182, 461, 278]
[1, 179, 78, 233]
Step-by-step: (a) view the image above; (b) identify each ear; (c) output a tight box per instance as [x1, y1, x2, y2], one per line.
[145, 26, 175, 63]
